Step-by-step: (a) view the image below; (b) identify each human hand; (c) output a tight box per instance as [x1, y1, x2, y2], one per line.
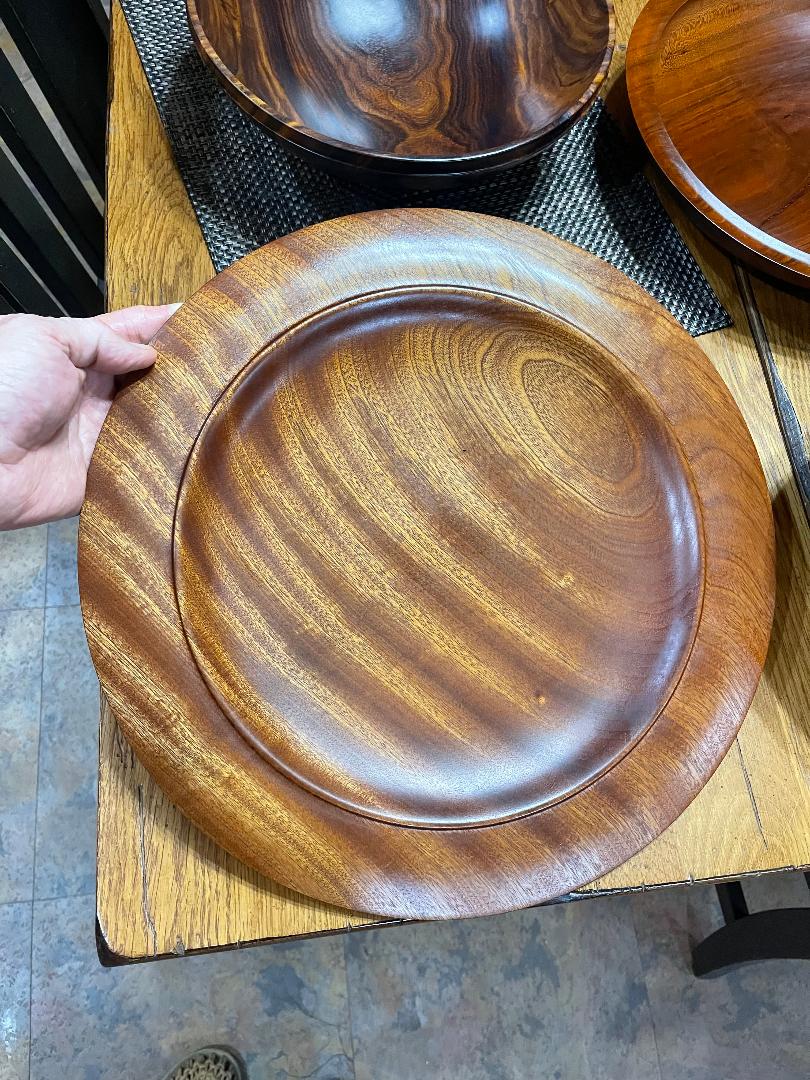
[0, 304, 179, 530]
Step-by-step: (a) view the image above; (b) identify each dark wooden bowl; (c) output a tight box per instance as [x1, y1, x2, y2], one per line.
[79, 210, 774, 920]
[627, 0, 810, 286]
[187, 0, 614, 188]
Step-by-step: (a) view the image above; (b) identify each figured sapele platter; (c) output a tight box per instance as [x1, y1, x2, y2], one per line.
[187, 0, 614, 187]
[80, 209, 775, 920]
[627, 0, 810, 285]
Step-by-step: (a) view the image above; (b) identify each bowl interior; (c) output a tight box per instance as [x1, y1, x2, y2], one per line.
[191, 0, 612, 164]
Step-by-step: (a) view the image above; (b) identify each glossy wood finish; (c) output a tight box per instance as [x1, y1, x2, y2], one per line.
[627, 0, 810, 285]
[100, 0, 810, 960]
[81, 206, 774, 921]
[175, 288, 704, 830]
[187, 0, 614, 186]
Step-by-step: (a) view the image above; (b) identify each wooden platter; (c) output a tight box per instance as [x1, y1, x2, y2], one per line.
[80, 209, 775, 920]
[627, 0, 810, 285]
[186, 0, 614, 188]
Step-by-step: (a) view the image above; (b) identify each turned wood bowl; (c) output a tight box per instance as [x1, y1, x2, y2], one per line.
[79, 210, 774, 920]
[187, 0, 614, 188]
[627, 0, 810, 286]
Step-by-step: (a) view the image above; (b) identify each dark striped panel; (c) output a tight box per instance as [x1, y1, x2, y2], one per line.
[0, 48, 103, 276]
[0, 146, 102, 316]
[0, 231, 62, 315]
[0, 0, 107, 190]
[86, 0, 111, 39]
[0, 280, 19, 315]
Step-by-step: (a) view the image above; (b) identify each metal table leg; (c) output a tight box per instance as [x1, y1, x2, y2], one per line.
[692, 873, 810, 978]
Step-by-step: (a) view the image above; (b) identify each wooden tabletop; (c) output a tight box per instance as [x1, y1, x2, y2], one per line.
[99, 0, 810, 963]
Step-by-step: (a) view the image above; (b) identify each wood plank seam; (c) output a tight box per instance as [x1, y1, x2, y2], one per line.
[734, 261, 810, 525]
[735, 739, 767, 848]
[137, 782, 158, 956]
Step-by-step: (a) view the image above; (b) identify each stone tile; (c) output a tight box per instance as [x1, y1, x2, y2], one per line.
[0, 525, 47, 609]
[739, 869, 810, 912]
[346, 895, 660, 1080]
[34, 606, 98, 900]
[30, 894, 354, 1080]
[0, 608, 43, 903]
[45, 518, 80, 607]
[632, 884, 810, 1080]
[0, 901, 32, 1080]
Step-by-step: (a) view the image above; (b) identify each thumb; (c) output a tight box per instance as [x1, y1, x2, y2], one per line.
[95, 302, 182, 344]
[53, 316, 158, 375]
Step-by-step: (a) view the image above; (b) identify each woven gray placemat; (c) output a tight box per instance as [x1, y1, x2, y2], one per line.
[120, 0, 730, 337]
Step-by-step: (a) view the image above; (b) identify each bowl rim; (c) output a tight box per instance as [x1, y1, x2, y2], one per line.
[626, 0, 810, 283]
[186, 0, 615, 175]
[80, 208, 775, 920]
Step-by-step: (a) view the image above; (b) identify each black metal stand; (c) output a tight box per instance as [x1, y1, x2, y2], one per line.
[692, 873, 810, 978]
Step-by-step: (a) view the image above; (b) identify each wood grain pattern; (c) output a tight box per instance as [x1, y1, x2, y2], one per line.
[589, 199, 810, 894]
[174, 287, 705, 831]
[100, 8, 377, 959]
[82, 206, 774, 920]
[100, 0, 810, 961]
[626, 0, 810, 284]
[187, 0, 614, 186]
[105, 11, 214, 306]
[734, 265, 810, 523]
[749, 275, 810, 455]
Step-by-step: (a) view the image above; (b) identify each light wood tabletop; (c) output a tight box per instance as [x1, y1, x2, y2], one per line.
[99, 0, 810, 963]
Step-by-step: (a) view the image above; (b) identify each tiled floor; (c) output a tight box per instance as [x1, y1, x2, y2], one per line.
[1, 521, 810, 1080]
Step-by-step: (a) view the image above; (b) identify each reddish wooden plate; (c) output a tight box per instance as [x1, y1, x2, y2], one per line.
[186, 0, 614, 188]
[627, 0, 810, 285]
[80, 210, 774, 919]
